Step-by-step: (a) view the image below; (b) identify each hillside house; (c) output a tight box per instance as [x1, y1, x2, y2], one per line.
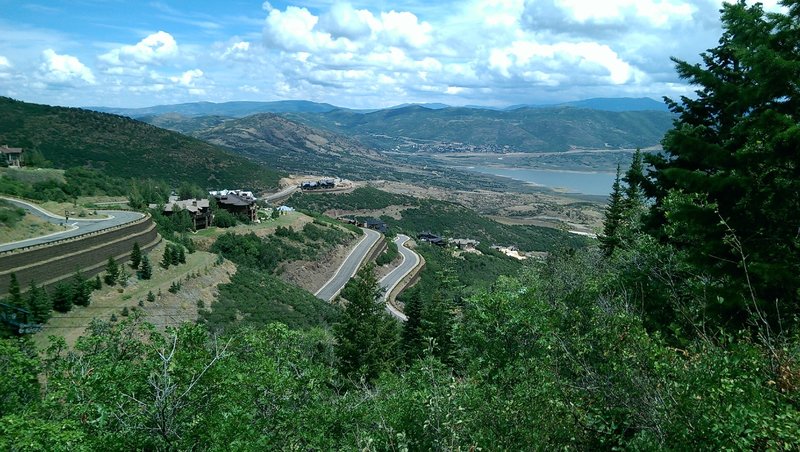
[1, 145, 23, 167]
[149, 196, 212, 229]
[210, 189, 257, 222]
[449, 238, 480, 250]
[418, 232, 445, 246]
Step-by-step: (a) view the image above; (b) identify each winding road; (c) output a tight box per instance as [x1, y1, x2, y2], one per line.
[379, 234, 419, 321]
[315, 228, 382, 302]
[0, 197, 144, 253]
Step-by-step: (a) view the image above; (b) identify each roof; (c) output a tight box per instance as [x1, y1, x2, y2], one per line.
[149, 198, 210, 213]
[216, 192, 254, 207]
[1, 145, 23, 155]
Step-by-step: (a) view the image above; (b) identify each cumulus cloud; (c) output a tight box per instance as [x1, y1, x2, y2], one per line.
[100, 31, 179, 66]
[221, 41, 251, 59]
[170, 69, 203, 87]
[37, 49, 95, 86]
[0, 56, 11, 68]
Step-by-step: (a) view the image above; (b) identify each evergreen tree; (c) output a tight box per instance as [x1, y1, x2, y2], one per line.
[104, 257, 119, 286]
[138, 255, 153, 280]
[6, 273, 22, 308]
[401, 288, 424, 362]
[26, 280, 52, 324]
[71, 272, 91, 307]
[599, 165, 625, 256]
[130, 242, 142, 270]
[171, 244, 181, 266]
[146, 290, 156, 302]
[622, 149, 646, 213]
[161, 245, 173, 269]
[334, 265, 400, 381]
[646, 1, 800, 329]
[51, 283, 72, 313]
[93, 275, 102, 291]
[419, 270, 457, 364]
[177, 246, 186, 264]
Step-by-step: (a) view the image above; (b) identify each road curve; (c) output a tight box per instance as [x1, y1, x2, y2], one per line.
[379, 234, 420, 321]
[263, 186, 298, 203]
[0, 197, 144, 253]
[315, 228, 382, 302]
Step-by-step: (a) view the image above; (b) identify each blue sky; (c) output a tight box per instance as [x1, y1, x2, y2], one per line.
[0, 0, 785, 109]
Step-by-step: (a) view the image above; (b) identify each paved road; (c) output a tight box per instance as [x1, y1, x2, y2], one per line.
[315, 228, 382, 301]
[379, 234, 420, 321]
[0, 197, 144, 253]
[263, 186, 298, 203]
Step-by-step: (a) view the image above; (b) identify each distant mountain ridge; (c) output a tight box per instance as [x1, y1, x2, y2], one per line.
[89, 97, 670, 120]
[89, 100, 339, 119]
[0, 97, 281, 190]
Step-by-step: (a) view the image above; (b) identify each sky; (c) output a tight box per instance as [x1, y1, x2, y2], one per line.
[0, 0, 786, 109]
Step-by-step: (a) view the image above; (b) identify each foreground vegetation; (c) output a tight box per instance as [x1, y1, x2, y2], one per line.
[1, 3, 799, 449]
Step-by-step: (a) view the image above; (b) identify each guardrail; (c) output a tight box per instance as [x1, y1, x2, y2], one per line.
[0, 212, 149, 256]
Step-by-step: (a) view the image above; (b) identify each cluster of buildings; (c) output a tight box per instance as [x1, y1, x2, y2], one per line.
[417, 232, 480, 251]
[339, 217, 388, 233]
[151, 189, 261, 230]
[300, 178, 338, 190]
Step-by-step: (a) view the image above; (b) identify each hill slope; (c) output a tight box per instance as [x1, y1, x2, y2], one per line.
[191, 113, 401, 179]
[0, 97, 281, 190]
[290, 105, 674, 151]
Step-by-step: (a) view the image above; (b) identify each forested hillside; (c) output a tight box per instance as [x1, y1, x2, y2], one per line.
[1, 2, 799, 450]
[0, 97, 281, 190]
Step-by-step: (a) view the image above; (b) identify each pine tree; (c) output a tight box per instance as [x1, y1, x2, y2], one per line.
[170, 245, 181, 266]
[71, 272, 91, 307]
[177, 246, 186, 264]
[104, 257, 119, 286]
[334, 265, 400, 381]
[146, 290, 156, 302]
[419, 270, 458, 364]
[161, 245, 173, 269]
[6, 273, 22, 308]
[401, 288, 425, 362]
[51, 283, 73, 313]
[138, 255, 153, 280]
[130, 242, 142, 269]
[623, 149, 646, 214]
[93, 275, 102, 291]
[599, 165, 625, 256]
[26, 280, 52, 324]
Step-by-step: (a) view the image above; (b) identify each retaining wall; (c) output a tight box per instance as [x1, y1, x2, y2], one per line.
[0, 216, 161, 296]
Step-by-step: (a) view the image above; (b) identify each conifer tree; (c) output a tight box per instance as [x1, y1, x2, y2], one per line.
[334, 265, 399, 381]
[71, 272, 91, 307]
[138, 255, 153, 280]
[177, 246, 186, 264]
[161, 246, 173, 269]
[26, 280, 52, 323]
[104, 257, 119, 286]
[622, 149, 646, 213]
[600, 165, 625, 256]
[51, 283, 73, 313]
[401, 288, 424, 362]
[130, 242, 142, 270]
[6, 273, 22, 308]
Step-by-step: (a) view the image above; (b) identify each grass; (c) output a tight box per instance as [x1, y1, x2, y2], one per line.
[0, 167, 66, 184]
[192, 212, 312, 249]
[0, 213, 63, 242]
[32, 244, 220, 349]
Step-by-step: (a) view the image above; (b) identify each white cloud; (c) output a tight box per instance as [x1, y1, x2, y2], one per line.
[221, 41, 251, 59]
[37, 49, 95, 86]
[377, 11, 432, 48]
[170, 69, 203, 87]
[99, 31, 179, 66]
[240, 85, 261, 93]
[0, 56, 11, 68]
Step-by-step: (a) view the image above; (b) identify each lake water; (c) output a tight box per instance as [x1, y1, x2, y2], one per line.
[464, 166, 616, 196]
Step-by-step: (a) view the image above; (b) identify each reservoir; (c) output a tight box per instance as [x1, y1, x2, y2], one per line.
[465, 166, 616, 196]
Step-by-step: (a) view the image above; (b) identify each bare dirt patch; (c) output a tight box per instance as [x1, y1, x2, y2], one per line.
[279, 236, 360, 294]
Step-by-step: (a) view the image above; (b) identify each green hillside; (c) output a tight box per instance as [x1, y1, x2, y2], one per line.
[290, 105, 674, 151]
[0, 97, 281, 190]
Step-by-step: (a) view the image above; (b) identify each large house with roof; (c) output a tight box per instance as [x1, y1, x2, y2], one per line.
[149, 196, 212, 230]
[210, 189, 257, 222]
[1, 145, 23, 167]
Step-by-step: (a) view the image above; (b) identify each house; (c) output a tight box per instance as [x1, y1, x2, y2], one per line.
[301, 178, 337, 190]
[449, 238, 480, 250]
[1, 145, 23, 167]
[210, 189, 257, 222]
[363, 218, 388, 233]
[418, 232, 445, 246]
[149, 196, 212, 230]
